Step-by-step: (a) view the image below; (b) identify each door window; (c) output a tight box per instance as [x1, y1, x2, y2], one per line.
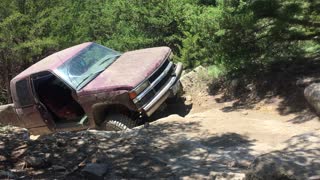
[16, 79, 33, 107]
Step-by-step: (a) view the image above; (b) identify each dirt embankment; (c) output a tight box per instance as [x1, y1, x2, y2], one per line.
[1, 66, 320, 179]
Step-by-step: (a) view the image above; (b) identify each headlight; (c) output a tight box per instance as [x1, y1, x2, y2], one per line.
[129, 81, 149, 99]
[135, 81, 150, 94]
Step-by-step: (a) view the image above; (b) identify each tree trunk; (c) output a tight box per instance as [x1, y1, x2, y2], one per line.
[5, 58, 12, 103]
[1, 52, 12, 104]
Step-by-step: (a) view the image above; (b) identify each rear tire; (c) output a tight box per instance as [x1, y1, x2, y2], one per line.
[101, 114, 137, 131]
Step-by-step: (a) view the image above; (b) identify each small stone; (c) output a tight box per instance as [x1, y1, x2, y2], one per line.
[81, 163, 111, 180]
[53, 153, 60, 158]
[11, 148, 27, 159]
[51, 165, 66, 172]
[67, 147, 78, 153]
[309, 175, 320, 180]
[242, 111, 249, 115]
[305, 83, 320, 114]
[0, 170, 16, 179]
[185, 95, 192, 102]
[70, 137, 79, 140]
[215, 172, 245, 180]
[44, 153, 51, 159]
[227, 160, 237, 167]
[0, 155, 7, 161]
[24, 156, 47, 168]
[30, 135, 40, 140]
[237, 160, 251, 168]
[56, 139, 67, 147]
[77, 139, 85, 145]
[296, 77, 320, 87]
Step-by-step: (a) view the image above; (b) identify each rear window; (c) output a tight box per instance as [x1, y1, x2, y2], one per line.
[16, 79, 33, 107]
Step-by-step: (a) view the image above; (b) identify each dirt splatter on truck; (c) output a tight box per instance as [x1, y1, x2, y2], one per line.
[10, 42, 182, 134]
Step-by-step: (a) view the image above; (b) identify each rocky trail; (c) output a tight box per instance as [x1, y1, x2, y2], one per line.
[1, 67, 320, 179]
[1, 101, 319, 179]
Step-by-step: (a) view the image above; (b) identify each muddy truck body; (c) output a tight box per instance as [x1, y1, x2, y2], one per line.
[10, 42, 182, 134]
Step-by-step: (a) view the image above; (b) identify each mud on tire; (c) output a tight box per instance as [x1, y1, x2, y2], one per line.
[101, 114, 137, 131]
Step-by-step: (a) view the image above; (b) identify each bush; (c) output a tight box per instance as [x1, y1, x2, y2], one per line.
[208, 64, 227, 79]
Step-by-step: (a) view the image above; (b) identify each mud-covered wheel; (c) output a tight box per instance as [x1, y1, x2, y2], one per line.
[101, 114, 137, 131]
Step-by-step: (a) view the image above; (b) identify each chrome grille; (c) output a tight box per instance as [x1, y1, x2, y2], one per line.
[136, 90, 155, 107]
[154, 67, 173, 91]
[134, 59, 174, 108]
[149, 60, 170, 83]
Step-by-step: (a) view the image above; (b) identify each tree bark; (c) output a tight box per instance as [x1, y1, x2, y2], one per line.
[1, 52, 12, 103]
[5, 59, 12, 103]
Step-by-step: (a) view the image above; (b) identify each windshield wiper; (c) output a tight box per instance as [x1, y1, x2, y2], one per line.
[76, 70, 105, 89]
[99, 55, 121, 65]
[76, 55, 121, 90]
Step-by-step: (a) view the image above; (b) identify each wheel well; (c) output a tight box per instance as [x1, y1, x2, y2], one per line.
[93, 104, 132, 125]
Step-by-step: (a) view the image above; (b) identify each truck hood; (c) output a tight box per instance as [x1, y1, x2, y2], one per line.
[78, 47, 171, 96]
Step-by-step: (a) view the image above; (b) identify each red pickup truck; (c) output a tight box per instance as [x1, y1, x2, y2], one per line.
[10, 42, 182, 134]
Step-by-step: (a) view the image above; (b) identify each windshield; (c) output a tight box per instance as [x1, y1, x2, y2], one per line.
[55, 43, 121, 90]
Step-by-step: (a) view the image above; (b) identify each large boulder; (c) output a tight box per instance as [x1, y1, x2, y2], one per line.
[304, 83, 320, 114]
[180, 66, 210, 96]
[296, 77, 320, 87]
[0, 104, 22, 127]
[180, 66, 213, 109]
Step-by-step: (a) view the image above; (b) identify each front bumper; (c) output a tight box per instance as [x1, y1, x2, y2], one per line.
[133, 62, 183, 116]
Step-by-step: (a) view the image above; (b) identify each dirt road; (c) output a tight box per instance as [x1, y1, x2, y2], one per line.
[159, 106, 320, 154]
[144, 100, 320, 178]
[1, 95, 320, 179]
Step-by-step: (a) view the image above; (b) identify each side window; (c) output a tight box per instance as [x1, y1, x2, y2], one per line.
[16, 79, 33, 107]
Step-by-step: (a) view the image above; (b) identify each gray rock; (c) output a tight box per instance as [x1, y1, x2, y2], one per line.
[81, 163, 111, 180]
[0, 104, 21, 127]
[241, 111, 249, 116]
[193, 66, 207, 74]
[51, 165, 66, 172]
[309, 175, 320, 180]
[56, 139, 67, 147]
[185, 95, 192, 102]
[24, 156, 47, 168]
[0, 155, 7, 161]
[0, 170, 16, 179]
[180, 66, 210, 95]
[0, 125, 29, 140]
[296, 77, 320, 87]
[215, 172, 245, 180]
[245, 153, 298, 180]
[227, 79, 241, 98]
[304, 83, 320, 114]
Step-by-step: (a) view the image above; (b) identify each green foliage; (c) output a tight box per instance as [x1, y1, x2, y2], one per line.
[208, 64, 226, 79]
[178, 4, 223, 68]
[0, 0, 319, 103]
[189, 0, 320, 74]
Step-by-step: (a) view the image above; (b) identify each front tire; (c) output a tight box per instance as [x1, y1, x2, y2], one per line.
[101, 114, 137, 131]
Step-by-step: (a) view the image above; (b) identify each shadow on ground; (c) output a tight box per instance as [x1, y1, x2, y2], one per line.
[210, 57, 320, 124]
[247, 132, 320, 179]
[1, 121, 255, 179]
[148, 97, 193, 122]
[68, 122, 256, 179]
